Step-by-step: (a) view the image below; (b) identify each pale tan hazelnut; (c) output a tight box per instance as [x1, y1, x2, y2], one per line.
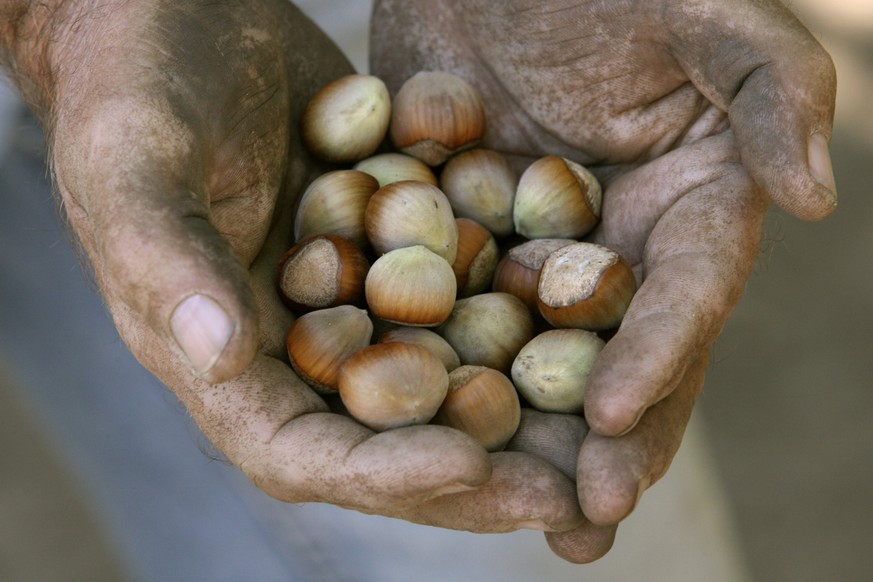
[302, 74, 391, 163]
[353, 152, 438, 187]
[511, 329, 605, 414]
[293, 169, 380, 249]
[440, 149, 517, 238]
[378, 327, 461, 371]
[364, 180, 459, 264]
[437, 292, 535, 375]
[513, 155, 602, 239]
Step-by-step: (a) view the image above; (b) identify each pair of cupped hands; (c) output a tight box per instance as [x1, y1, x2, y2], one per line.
[16, 0, 835, 563]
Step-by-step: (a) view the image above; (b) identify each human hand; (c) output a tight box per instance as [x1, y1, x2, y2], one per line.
[1, 0, 595, 538]
[371, 0, 837, 562]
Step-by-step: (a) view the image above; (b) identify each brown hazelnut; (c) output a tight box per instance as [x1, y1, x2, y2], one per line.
[536, 242, 636, 331]
[286, 305, 374, 393]
[338, 342, 449, 431]
[277, 234, 369, 313]
[389, 71, 486, 166]
[365, 245, 457, 326]
[432, 365, 521, 451]
[451, 218, 500, 298]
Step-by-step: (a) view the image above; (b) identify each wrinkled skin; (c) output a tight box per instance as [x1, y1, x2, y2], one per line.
[1, 0, 835, 565]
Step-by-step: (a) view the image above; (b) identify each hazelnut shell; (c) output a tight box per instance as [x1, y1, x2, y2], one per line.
[301, 74, 391, 163]
[277, 234, 369, 313]
[432, 365, 521, 451]
[513, 156, 602, 239]
[294, 169, 380, 249]
[364, 180, 459, 264]
[365, 245, 457, 326]
[389, 71, 486, 166]
[338, 342, 450, 431]
[286, 305, 374, 393]
[536, 242, 636, 331]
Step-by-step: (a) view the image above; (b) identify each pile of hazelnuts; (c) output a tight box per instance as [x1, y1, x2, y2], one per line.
[278, 71, 636, 452]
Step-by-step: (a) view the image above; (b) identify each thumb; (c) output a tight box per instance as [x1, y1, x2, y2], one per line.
[666, 0, 837, 221]
[53, 99, 260, 384]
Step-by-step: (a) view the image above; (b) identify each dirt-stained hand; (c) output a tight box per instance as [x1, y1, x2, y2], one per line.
[3, 0, 583, 533]
[370, 0, 836, 563]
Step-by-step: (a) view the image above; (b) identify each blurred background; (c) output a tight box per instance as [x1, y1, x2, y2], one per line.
[699, 1, 873, 579]
[1, 1, 871, 580]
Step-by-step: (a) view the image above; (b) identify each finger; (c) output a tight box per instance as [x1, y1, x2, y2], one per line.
[504, 411, 619, 563]
[51, 78, 289, 382]
[46, 4, 294, 384]
[665, 0, 837, 220]
[53, 105, 257, 384]
[505, 408, 588, 482]
[391, 452, 584, 533]
[579, 352, 709, 526]
[544, 523, 618, 564]
[586, 144, 768, 436]
[260, 413, 492, 510]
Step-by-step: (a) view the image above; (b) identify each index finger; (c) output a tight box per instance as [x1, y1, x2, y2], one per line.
[586, 132, 769, 436]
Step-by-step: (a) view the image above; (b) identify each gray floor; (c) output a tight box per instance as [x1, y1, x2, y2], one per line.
[2, 2, 872, 581]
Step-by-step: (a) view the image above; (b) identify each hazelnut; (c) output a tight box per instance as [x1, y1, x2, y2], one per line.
[432, 365, 521, 451]
[491, 238, 576, 312]
[511, 329, 605, 414]
[364, 180, 459, 263]
[301, 74, 391, 163]
[338, 342, 449, 431]
[389, 71, 486, 166]
[451, 218, 500, 298]
[513, 155, 602, 239]
[536, 242, 636, 331]
[277, 234, 369, 313]
[440, 149, 517, 238]
[437, 292, 535, 375]
[353, 152, 438, 187]
[378, 327, 461, 372]
[293, 169, 380, 249]
[286, 305, 374, 393]
[365, 245, 457, 326]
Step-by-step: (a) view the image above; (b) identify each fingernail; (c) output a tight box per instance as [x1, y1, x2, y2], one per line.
[808, 133, 837, 202]
[616, 407, 645, 437]
[171, 294, 234, 375]
[635, 475, 651, 506]
[430, 481, 479, 497]
[516, 519, 552, 532]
